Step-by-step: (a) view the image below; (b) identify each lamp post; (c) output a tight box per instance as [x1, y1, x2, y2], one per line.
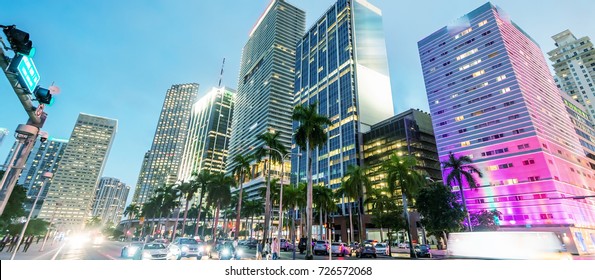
[263, 145, 301, 253]
[40, 201, 61, 252]
[11, 171, 52, 260]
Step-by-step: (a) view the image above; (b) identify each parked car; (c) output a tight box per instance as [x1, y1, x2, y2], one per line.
[330, 242, 351, 257]
[280, 239, 295, 251]
[313, 240, 330, 255]
[168, 237, 203, 260]
[121, 242, 145, 259]
[246, 239, 259, 249]
[374, 243, 390, 256]
[415, 244, 432, 258]
[356, 243, 377, 258]
[298, 237, 317, 254]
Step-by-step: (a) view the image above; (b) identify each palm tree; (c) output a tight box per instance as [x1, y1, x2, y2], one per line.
[283, 183, 306, 244]
[206, 172, 234, 243]
[192, 170, 213, 238]
[442, 151, 484, 231]
[382, 153, 425, 258]
[338, 165, 371, 243]
[313, 185, 335, 241]
[141, 197, 160, 236]
[123, 203, 140, 240]
[243, 199, 263, 240]
[232, 154, 252, 240]
[177, 180, 199, 236]
[154, 184, 180, 240]
[255, 131, 287, 248]
[292, 102, 331, 259]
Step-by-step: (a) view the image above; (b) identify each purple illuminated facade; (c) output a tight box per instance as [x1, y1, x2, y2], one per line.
[418, 3, 595, 254]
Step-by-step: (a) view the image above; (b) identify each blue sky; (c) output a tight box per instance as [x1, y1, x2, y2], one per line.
[1, 0, 594, 206]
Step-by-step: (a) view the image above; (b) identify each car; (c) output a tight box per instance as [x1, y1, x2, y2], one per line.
[152, 238, 169, 245]
[374, 243, 390, 256]
[280, 239, 295, 251]
[218, 242, 243, 260]
[415, 244, 432, 258]
[121, 242, 145, 259]
[247, 239, 259, 249]
[356, 243, 377, 258]
[298, 237, 317, 254]
[168, 237, 203, 260]
[313, 240, 330, 255]
[136, 243, 169, 260]
[330, 242, 351, 257]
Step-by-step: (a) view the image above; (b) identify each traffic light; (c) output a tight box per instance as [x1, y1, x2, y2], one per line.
[2, 25, 34, 56]
[33, 86, 54, 105]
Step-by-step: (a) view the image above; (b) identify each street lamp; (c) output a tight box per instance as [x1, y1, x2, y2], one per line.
[11, 171, 52, 260]
[263, 145, 301, 252]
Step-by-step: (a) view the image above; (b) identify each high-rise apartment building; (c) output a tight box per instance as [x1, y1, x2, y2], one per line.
[548, 30, 595, 118]
[418, 2, 595, 254]
[38, 113, 117, 230]
[227, 0, 305, 198]
[178, 87, 235, 182]
[91, 177, 130, 226]
[132, 83, 198, 205]
[292, 0, 394, 190]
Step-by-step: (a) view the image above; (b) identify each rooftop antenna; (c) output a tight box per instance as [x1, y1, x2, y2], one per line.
[218, 58, 225, 88]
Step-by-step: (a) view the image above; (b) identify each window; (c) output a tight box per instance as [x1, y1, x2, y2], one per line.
[461, 141, 471, 147]
[500, 87, 511, 94]
[512, 128, 525, 134]
[522, 159, 536, 165]
[472, 70, 486, 78]
[478, 20, 488, 27]
[456, 48, 478, 60]
[496, 75, 507, 81]
[455, 27, 473, 39]
[488, 51, 499, 58]
[455, 115, 465, 122]
[459, 59, 482, 71]
[528, 176, 540, 181]
[504, 101, 515, 106]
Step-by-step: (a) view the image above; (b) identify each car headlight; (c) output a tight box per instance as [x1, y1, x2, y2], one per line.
[222, 249, 229, 256]
[182, 246, 189, 252]
[143, 252, 152, 259]
[198, 246, 203, 252]
[236, 249, 243, 256]
[128, 247, 138, 256]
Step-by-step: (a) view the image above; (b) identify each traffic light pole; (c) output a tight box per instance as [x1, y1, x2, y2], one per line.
[0, 43, 42, 125]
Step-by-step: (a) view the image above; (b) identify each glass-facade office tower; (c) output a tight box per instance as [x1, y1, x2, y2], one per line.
[292, 0, 394, 190]
[92, 177, 130, 226]
[178, 87, 235, 182]
[548, 30, 595, 118]
[227, 0, 305, 198]
[133, 83, 198, 205]
[38, 113, 117, 230]
[18, 138, 68, 217]
[418, 3, 595, 255]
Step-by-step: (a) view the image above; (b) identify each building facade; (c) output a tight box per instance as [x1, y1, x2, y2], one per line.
[548, 30, 595, 119]
[418, 2, 595, 254]
[91, 177, 130, 226]
[227, 0, 305, 199]
[132, 83, 198, 205]
[38, 113, 117, 230]
[0, 128, 7, 148]
[18, 138, 68, 217]
[178, 87, 235, 182]
[291, 0, 394, 191]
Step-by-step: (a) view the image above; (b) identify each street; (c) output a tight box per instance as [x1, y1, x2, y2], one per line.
[1, 239, 593, 260]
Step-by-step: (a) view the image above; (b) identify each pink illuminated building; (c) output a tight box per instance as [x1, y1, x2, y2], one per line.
[418, 3, 595, 255]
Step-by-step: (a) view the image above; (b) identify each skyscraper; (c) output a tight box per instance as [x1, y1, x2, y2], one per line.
[292, 0, 394, 190]
[19, 138, 68, 217]
[178, 87, 235, 182]
[132, 83, 198, 205]
[548, 30, 595, 118]
[419, 2, 595, 255]
[227, 0, 305, 197]
[0, 128, 7, 148]
[92, 177, 130, 226]
[38, 113, 117, 230]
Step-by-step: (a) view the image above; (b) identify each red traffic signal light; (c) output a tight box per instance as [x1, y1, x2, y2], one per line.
[2, 25, 33, 56]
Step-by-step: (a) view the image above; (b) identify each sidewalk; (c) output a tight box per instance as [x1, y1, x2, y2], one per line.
[0, 239, 65, 260]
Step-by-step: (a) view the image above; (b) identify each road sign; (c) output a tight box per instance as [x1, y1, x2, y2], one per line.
[9, 54, 40, 93]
